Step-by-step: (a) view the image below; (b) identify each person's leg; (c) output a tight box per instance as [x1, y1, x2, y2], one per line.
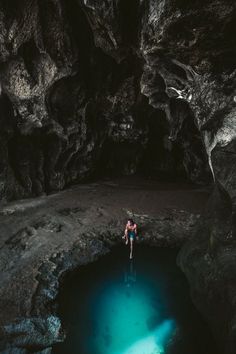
[123, 231, 129, 244]
[130, 239, 134, 259]
[125, 231, 129, 245]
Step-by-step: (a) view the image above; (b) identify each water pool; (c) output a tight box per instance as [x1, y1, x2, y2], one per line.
[53, 246, 218, 354]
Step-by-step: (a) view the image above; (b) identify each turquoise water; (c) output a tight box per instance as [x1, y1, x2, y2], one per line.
[53, 246, 218, 354]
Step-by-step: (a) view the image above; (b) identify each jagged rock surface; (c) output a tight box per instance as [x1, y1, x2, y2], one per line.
[0, 1, 236, 353]
[3, 0, 231, 200]
[178, 184, 236, 353]
[0, 180, 206, 352]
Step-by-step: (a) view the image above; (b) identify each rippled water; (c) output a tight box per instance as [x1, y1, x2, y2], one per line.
[53, 246, 218, 354]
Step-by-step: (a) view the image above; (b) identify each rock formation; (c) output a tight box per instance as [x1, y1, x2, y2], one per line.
[0, 0, 219, 201]
[0, 0, 235, 353]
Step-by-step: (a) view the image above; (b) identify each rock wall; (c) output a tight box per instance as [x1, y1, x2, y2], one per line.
[3, 0, 232, 200]
[178, 183, 236, 353]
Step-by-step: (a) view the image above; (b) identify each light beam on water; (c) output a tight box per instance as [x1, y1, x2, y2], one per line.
[123, 319, 176, 354]
[53, 246, 218, 354]
[89, 262, 176, 354]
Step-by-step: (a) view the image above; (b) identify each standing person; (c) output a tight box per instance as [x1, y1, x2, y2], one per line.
[123, 219, 137, 259]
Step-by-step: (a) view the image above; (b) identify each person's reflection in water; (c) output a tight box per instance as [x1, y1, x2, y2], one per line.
[124, 260, 136, 288]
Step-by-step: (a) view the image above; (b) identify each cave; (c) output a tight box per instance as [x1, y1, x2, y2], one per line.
[0, 1, 235, 354]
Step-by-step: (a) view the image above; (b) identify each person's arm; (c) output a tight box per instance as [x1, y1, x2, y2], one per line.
[134, 224, 137, 235]
[124, 224, 128, 236]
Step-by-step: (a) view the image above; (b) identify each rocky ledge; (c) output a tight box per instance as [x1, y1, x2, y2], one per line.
[178, 184, 236, 354]
[0, 178, 207, 353]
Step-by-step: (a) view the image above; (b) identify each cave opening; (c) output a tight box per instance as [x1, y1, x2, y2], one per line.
[96, 111, 187, 182]
[53, 245, 218, 354]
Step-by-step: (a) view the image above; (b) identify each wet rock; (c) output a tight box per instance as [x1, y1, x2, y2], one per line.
[2, 316, 62, 351]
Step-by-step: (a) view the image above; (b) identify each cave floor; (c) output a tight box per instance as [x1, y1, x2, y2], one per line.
[0, 177, 210, 328]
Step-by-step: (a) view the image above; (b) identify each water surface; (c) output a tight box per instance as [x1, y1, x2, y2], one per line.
[53, 246, 217, 354]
